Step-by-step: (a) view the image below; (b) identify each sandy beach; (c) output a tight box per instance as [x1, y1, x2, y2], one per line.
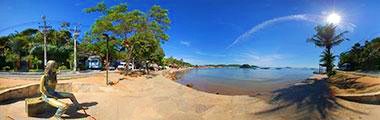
[1, 70, 380, 120]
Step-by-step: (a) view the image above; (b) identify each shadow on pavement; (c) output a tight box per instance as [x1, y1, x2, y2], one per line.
[255, 80, 367, 120]
[31, 102, 98, 119]
[0, 95, 39, 105]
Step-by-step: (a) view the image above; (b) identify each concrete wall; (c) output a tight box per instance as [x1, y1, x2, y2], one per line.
[0, 83, 72, 103]
[336, 92, 380, 104]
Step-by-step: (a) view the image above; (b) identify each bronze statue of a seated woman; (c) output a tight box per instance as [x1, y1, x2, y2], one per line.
[39, 60, 83, 119]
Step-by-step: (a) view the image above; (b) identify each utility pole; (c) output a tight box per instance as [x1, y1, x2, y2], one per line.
[39, 16, 51, 67]
[71, 25, 80, 73]
[102, 34, 110, 85]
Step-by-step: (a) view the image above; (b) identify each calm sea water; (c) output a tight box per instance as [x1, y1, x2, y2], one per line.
[177, 67, 315, 96]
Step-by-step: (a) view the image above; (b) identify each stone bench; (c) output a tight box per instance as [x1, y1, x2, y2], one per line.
[0, 83, 72, 103]
[25, 97, 57, 117]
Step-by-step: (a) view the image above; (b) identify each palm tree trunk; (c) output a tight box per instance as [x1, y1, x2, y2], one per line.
[325, 46, 334, 77]
[28, 57, 32, 71]
[16, 57, 21, 71]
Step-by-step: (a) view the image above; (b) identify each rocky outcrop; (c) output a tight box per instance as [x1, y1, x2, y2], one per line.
[162, 68, 191, 80]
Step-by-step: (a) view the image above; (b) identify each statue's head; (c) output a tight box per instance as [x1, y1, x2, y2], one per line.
[44, 60, 58, 75]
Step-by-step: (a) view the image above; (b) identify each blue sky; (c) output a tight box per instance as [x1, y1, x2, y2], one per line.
[1, 0, 380, 67]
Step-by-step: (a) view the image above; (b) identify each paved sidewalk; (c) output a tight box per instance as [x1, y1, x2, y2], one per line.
[0, 70, 106, 80]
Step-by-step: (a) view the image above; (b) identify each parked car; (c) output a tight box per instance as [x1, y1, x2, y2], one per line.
[86, 56, 102, 70]
[117, 62, 126, 70]
[149, 63, 159, 71]
[108, 66, 116, 70]
[128, 63, 134, 70]
[338, 63, 353, 71]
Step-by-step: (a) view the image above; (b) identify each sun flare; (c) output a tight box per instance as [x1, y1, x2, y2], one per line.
[326, 13, 341, 25]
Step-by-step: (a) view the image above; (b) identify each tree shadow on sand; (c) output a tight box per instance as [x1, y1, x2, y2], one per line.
[329, 74, 380, 90]
[255, 80, 367, 120]
[32, 102, 98, 119]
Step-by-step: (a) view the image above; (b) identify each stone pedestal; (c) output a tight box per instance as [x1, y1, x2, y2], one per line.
[25, 97, 57, 117]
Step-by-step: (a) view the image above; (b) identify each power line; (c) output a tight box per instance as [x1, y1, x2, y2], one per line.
[0, 21, 39, 33]
[0, 20, 91, 34]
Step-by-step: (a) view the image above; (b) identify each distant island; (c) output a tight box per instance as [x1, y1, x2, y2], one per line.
[192, 65, 316, 70]
[239, 64, 258, 69]
[193, 64, 258, 69]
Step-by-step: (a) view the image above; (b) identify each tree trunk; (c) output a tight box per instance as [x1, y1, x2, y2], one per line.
[16, 56, 21, 71]
[126, 45, 135, 75]
[146, 62, 149, 75]
[325, 46, 334, 78]
[28, 58, 32, 71]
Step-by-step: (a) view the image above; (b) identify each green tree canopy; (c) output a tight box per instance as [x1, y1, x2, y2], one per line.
[84, 2, 171, 70]
[0, 26, 75, 71]
[339, 37, 380, 71]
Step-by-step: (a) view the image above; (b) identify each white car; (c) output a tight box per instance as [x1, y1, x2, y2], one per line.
[117, 62, 126, 70]
[108, 66, 116, 70]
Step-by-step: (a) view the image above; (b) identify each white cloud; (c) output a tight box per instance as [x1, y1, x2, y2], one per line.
[180, 41, 190, 47]
[227, 13, 356, 49]
[227, 14, 321, 48]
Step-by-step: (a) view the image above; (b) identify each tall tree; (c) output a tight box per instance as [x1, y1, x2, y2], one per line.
[85, 2, 170, 73]
[7, 34, 29, 70]
[0, 26, 77, 71]
[308, 24, 348, 77]
[339, 38, 380, 71]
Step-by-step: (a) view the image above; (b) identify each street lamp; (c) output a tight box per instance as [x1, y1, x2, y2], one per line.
[102, 34, 110, 85]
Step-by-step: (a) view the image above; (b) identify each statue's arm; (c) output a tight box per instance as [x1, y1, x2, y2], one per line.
[39, 75, 56, 98]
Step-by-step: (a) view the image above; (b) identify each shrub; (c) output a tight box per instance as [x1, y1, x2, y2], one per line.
[58, 65, 68, 70]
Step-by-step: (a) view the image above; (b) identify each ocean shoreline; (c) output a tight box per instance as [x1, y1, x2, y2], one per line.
[167, 67, 323, 97]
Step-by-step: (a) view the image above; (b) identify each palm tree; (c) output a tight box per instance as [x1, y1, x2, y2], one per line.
[22, 55, 34, 70]
[0, 36, 8, 54]
[4, 50, 19, 71]
[31, 56, 42, 70]
[308, 24, 348, 77]
[7, 35, 28, 71]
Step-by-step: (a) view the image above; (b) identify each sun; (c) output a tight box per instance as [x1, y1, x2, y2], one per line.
[326, 13, 341, 25]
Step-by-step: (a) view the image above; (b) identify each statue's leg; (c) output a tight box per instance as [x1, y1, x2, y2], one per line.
[56, 92, 81, 107]
[42, 97, 69, 119]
